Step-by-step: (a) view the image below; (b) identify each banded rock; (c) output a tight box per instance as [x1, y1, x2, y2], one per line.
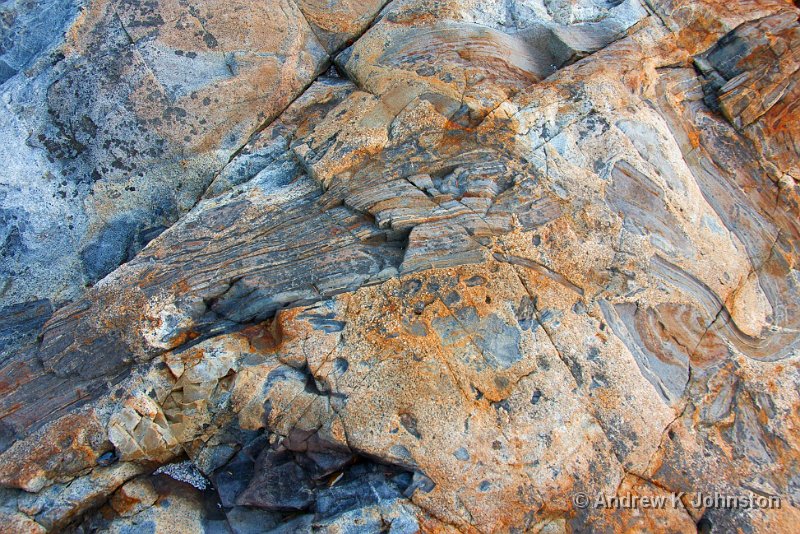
[0, 0, 799, 533]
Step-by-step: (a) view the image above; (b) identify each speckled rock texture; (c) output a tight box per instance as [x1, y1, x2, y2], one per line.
[0, 0, 799, 532]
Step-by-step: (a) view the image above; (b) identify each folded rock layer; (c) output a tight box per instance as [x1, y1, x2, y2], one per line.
[0, 0, 799, 532]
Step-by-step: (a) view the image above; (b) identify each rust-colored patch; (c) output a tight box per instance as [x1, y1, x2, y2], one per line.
[241, 318, 283, 353]
[0, 412, 108, 491]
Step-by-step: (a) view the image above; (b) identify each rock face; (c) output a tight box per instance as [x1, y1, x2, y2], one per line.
[0, 0, 799, 532]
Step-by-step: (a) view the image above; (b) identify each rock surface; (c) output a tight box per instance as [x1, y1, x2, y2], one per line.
[0, 0, 799, 532]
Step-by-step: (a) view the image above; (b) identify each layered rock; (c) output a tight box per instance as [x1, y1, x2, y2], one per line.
[1, 0, 330, 309]
[0, 0, 799, 532]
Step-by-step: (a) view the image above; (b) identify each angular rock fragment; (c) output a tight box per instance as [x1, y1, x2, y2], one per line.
[235, 448, 315, 511]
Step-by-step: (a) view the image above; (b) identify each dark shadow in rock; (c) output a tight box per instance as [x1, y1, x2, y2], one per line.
[213, 427, 428, 532]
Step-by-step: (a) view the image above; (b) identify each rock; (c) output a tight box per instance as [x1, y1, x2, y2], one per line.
[0, 511, 46, 534]
[697, 10, 800, 180]
[79, 473, 228, 533]
[294, 0, 388, 53]
[0, 412, 109, 492]
[0, 0, 329, 313]
[110, 477, 159, 517]
[235, 448, 315, 511]
[15, 462, 147, 531]
[0, 299, 51, 361]
[1, 0, 800, 532]
[314, 466, 405, 517]
[0, 0, 80, 86]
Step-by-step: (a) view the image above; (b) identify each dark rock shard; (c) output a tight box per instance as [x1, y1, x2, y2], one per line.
[314, 465, 404, 517]
[235, 449, 315, 511]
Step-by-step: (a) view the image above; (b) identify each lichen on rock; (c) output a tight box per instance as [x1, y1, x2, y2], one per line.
[0, 0, 799, 532]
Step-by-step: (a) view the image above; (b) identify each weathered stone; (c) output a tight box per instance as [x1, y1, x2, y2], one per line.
[109, 477, 159, 518]
[16, 461, 147, 531]
[0, 412, 109, 492]
[2, 0, 800, 532]
[0, 0, 329, 312]
[0, 299, 51, 362]
[79, 473, 228, 533]
[235, 448, 315, 511]
[698, 10, 800, 180]
[295, 0, 388, 53]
